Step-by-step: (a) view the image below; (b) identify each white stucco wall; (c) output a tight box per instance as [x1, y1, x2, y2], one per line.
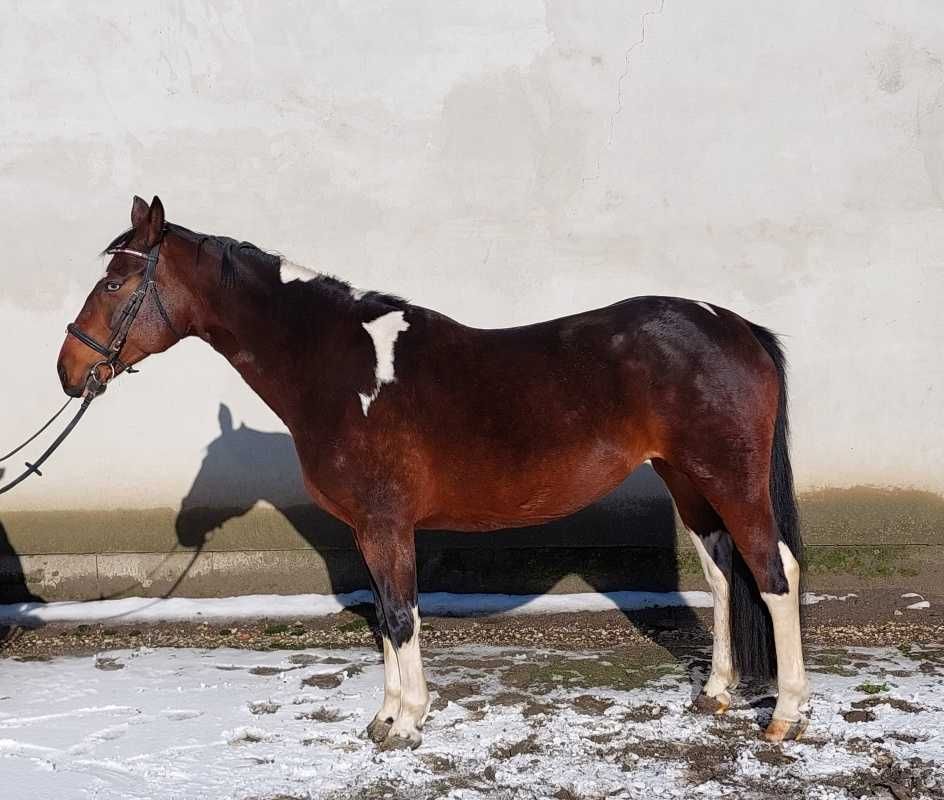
[1, 0, 942, 511]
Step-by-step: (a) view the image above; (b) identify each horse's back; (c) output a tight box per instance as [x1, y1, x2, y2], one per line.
[396, 295, 777, 529]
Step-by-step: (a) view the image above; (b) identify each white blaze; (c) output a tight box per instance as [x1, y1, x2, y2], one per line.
[359, 310, 410, 415]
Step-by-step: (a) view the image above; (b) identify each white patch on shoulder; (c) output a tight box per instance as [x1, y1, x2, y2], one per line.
[350, 287, 368, 301]
[358, 310, 410, 416]
[279, 258, 316, 284]
[695, 301, 718, 317]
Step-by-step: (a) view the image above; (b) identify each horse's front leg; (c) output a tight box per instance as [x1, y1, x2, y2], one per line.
[356, 521, 429, 750]
[364, 590, 402, 744]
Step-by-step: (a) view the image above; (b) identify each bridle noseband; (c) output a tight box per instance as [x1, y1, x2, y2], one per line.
[66, 234, 182, 395]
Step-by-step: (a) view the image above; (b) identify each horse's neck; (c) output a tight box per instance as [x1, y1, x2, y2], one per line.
[189, 269, 352, 428]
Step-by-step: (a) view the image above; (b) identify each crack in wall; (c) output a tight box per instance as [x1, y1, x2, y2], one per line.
[582, 0, 666, 184]
[608, 0, 666, 147]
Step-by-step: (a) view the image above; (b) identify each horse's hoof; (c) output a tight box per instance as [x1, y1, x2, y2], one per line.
[764, 717, 808, 743]
[379, 730, 422, 751]
[692, 692, 729, 715]
[366, 717, 392, 744]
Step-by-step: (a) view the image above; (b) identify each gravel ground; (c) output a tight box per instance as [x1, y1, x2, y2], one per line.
[1, 587, 941, 659]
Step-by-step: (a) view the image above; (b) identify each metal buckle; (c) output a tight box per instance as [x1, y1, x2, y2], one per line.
[85, 359, 116, 396]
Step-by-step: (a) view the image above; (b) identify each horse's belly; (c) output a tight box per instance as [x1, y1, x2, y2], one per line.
[420, 446, 636, 531]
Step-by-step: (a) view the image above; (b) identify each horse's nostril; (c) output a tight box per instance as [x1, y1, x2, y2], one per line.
[57, 362, 68, 386]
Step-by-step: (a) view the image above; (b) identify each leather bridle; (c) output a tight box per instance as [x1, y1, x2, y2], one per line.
[65, 232, 182, 396]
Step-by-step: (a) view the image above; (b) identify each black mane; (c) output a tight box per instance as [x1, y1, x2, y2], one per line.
[100, 222, 407, 306]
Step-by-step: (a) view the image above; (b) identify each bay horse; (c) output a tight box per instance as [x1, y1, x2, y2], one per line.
[57, 196, 809, 749]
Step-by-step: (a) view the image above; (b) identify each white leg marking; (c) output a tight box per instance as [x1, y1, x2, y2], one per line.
[387, 607, 429, 744]
[688, 530, 736, 704]
[358, 310, 410, 415]
[278, 258, 317, 284]
[695, 301, 718, 317]
[761, 541, 810, 723]
[372, 635, 401, 726]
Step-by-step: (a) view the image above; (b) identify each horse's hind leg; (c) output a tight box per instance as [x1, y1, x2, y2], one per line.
[355, 521, 430, 750]
[652, 458, 737, 713]
[693, 478, 809, 742]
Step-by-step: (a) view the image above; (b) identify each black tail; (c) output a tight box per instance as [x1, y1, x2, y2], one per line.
[729, 322, 802, 681]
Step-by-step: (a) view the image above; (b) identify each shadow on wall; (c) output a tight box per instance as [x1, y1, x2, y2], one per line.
[175, 403, 702, 655]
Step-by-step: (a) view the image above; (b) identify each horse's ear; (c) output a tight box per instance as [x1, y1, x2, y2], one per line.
[131, 195, 149, 228]
[218, 403, 233, 434]
[146, 195, 165, 246]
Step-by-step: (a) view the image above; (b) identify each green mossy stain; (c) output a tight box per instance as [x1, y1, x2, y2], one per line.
[500, 647, 678, 692]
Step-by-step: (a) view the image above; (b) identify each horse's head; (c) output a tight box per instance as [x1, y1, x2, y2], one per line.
[57, 195, 188, 397]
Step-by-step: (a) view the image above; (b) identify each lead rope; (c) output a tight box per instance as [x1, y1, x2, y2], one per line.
[0, 395, 96, 495]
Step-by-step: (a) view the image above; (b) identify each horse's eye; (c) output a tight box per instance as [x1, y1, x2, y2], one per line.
[105, 281, 122, 293]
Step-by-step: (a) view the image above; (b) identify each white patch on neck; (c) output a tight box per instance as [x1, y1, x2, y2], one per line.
[279, 258, 317, 284]
[358, 310, 410, 416]
[695, 301, 718, 317]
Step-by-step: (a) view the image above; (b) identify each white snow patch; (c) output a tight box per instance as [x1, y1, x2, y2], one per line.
[0, 589, 861, 626]
[801, 592, 857, 604]
[902, 592, 930, 610]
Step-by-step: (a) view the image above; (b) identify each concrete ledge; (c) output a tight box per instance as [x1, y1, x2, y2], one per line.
[1, 485, 941, 601]
[3, 543, 942, 602]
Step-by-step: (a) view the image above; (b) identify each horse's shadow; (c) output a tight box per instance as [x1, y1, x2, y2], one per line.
[176, 404, 706, 672]
[0, 518, 43, 644]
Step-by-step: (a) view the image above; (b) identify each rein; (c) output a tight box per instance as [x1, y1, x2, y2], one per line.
[1, 232, 179, 496]
[0, 396, 95, 495]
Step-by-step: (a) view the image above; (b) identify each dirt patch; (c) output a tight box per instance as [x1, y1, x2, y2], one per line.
[571, 694, 613, 715]
[500, 649, 677, 692]
[843, 709, 876, 723]
[248, 700, 280, 715]
[490, 690, 531, 707]
[621, 703, 666, 722]
[427, 681, 481, 705]
[490, 733, 542, 760]
[93, 656, 124, 671]
[300, 672, 344, 689]
[430, 655, 515, 671]
[286, 653, 321, 666]
[754, 748, 797, 766]
[522, 699, 556, 718]
[295, 706, 347, 722]
[249, 665, 297, 676]
[852, 696, 924, 713]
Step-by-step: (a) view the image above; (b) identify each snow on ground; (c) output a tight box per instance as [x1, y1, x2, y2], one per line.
[0, 590, 857, 626]
[0, 643, 941, 799]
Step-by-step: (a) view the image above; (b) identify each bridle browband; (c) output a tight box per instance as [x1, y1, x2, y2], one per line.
[65, 231, 182, 396]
